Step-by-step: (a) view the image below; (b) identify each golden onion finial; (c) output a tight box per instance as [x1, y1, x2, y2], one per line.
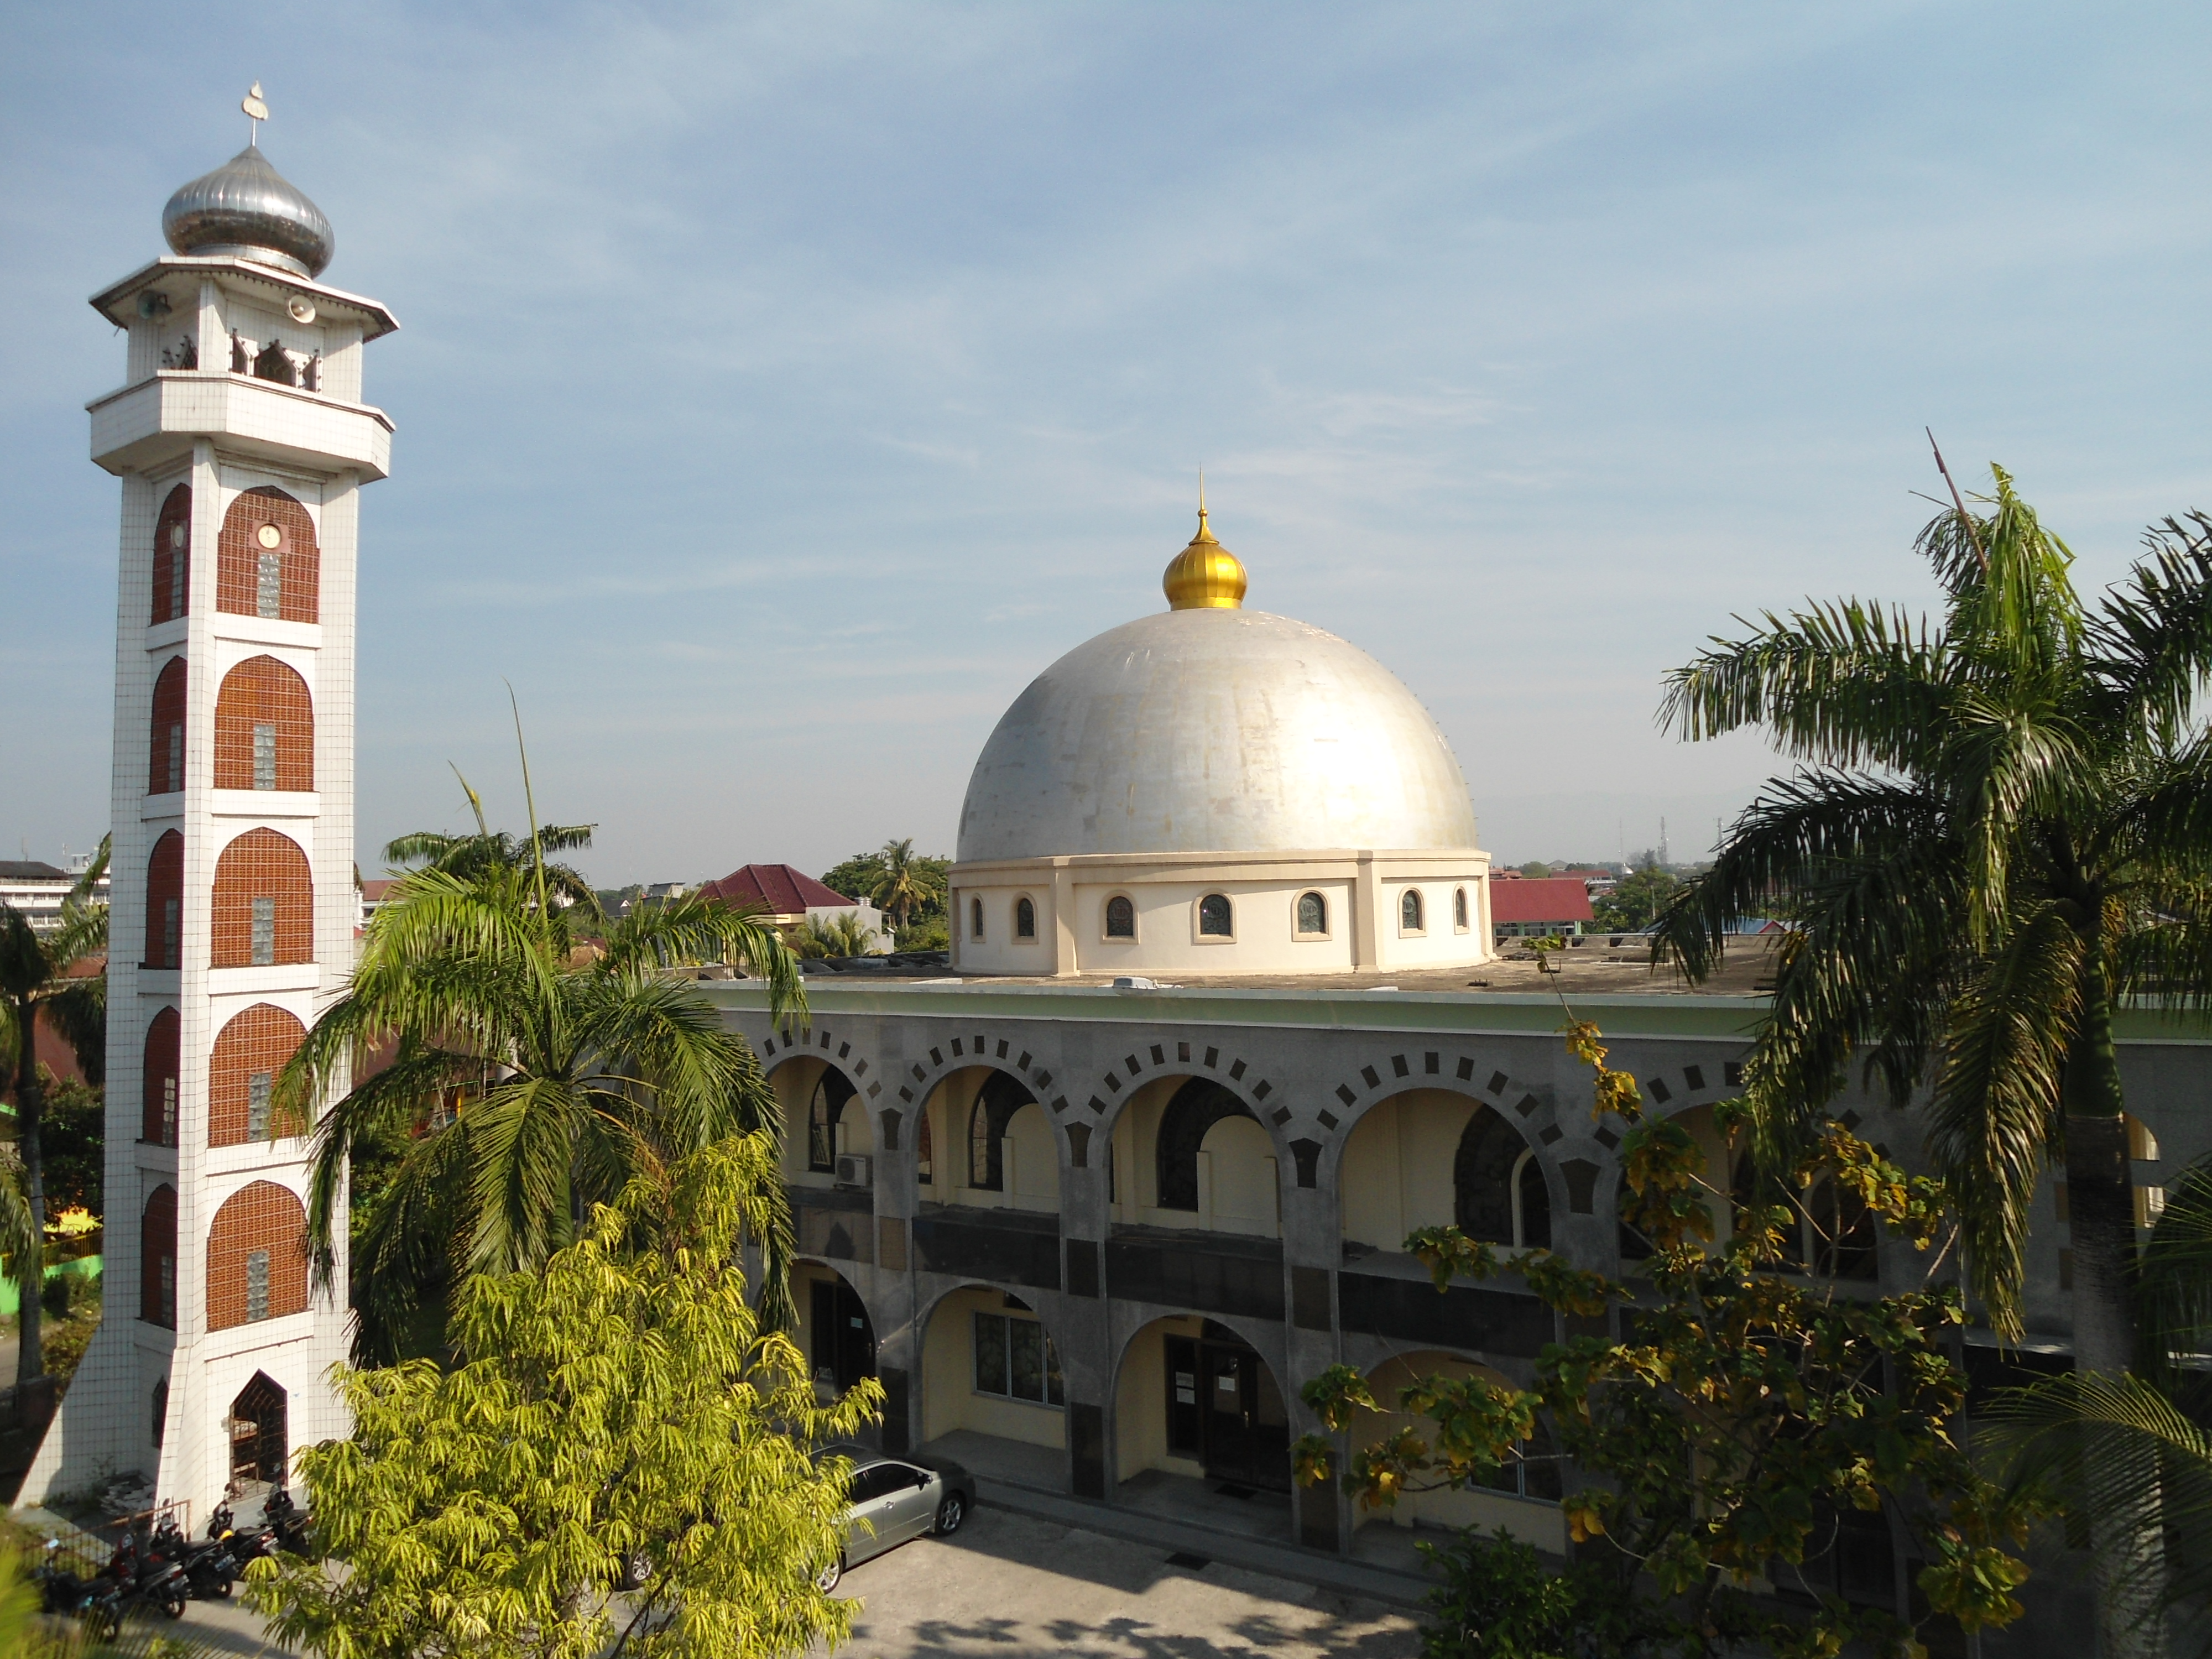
[1163, 473, 1247, 609]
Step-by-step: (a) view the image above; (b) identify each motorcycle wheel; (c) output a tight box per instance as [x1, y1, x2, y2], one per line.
[215, 1575, 233, 1598]
[163, 1590, 187, 1619]
[88, 1606, 122, 1644]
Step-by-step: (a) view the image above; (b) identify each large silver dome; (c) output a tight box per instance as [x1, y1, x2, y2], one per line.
[162, 145, 334, 279]
[957, 608, 1479, 862]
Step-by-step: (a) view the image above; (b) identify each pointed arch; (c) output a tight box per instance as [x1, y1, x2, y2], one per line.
[152, 483, 191, 624]
[144, 830, 184, 969]
[148, 656, 187, 795]
[218, 486, 319, 622]
[215, 655, 313, 791]
[142, 1007, 180, 1146]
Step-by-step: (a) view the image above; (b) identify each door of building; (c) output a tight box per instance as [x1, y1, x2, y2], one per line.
[811, 1277, 876, 1394]
[1165, 1325, 1291, 1490]
[227, 1371, 288, 1493]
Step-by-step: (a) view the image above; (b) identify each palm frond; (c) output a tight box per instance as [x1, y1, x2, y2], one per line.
[603, 890, 807, 1025]
[2089, 512, 2212, 748]
[0, 1161, 37, 1283]
[346, 1119, 471, 1365]
[2137, 1157, 2212, 1383]
[1658, 601, 1954, 771]
[461, 1074, 587, 1275]
[1985, 1371, 2212, 1649]
[1928, 901, 2080, 1337]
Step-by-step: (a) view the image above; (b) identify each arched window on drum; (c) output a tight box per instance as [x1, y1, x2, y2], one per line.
[1400, 889, 1425, 935]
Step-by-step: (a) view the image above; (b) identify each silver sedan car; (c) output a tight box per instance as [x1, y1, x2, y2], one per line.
[813, 1445, 974, 1593]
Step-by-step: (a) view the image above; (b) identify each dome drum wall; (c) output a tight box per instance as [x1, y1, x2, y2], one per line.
[950, 850, 1491, 978]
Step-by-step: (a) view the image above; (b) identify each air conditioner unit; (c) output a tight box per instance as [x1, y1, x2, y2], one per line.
[834, 1154, 873, 1190]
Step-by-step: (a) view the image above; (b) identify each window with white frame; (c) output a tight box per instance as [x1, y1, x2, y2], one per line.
[1296, 891, 1328, 935]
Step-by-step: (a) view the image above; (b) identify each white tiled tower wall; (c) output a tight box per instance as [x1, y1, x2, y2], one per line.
[25, 240, 391, 1521]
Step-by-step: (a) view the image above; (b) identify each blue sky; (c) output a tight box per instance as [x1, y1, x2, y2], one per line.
[4, 3, 2208, 885]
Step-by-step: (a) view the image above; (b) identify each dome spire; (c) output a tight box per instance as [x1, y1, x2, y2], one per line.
[1162, 474, 1247, 610]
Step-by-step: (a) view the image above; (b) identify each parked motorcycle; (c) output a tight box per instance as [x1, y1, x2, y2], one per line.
[262, 1485, 312, 1556]
[106, 1531, 189, 1621]
[151, 1513, 237, 1599]
[32, 1540, 124, 1642]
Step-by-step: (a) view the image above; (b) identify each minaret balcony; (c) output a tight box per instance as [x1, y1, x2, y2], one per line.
[88, 369, 392, 480]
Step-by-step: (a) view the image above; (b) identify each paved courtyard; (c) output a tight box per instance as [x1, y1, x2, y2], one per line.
[101, 1499, 1425, 1659]
[832, 1506, 1425, 1659]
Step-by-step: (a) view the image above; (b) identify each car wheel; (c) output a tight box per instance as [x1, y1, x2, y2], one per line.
[816, 1554, 844, 1595]
[935, 1494, 966, 1536]
[617, 1550, 653, 1592]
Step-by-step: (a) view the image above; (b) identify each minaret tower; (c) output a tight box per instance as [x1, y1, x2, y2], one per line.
[26, 91, 396, 1516]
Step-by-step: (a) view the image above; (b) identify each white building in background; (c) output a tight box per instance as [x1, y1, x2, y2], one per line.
[27, 109, 395, 1519]
[0, 857, 109, 936]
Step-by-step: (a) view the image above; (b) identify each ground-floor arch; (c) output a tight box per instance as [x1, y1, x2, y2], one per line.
[794, 1259, 877, 1398]
[1114, 1314, 1290, 1492]
[916, 1284, 1069, 1489]
[1347, 1349, 1565, 1555]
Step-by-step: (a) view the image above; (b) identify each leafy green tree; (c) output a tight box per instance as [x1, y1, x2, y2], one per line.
[243, 1139, 880, 1659]
[1590, 867, 1681, 933]
[283, 794, 808, 1360]
[893, 917, 950, 954]
[1297, 1018, 2032, 1658]
[823, 845, 942, 938]
[34, 1072, 102, 1217]
[1652, 474, 2212, 1655]
[0, 845, 106, 1383]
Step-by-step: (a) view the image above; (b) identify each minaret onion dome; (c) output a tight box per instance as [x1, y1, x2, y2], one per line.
[1161, 487, 1248, 610]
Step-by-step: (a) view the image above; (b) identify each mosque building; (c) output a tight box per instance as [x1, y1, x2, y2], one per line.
[710, 512, 2212, 1599]
[28, 106, 2212, 1634]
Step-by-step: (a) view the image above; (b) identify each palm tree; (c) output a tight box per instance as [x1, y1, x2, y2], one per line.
[869, 839, 940, 934]
[0, 844, 107, 1383]
[282, 814, 808, 1361]
[1654, 472, 2212, 1656]
[792, 912, 880, 960]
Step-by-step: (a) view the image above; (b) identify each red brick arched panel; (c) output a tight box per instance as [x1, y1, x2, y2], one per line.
[217, 487, 318, 623]
[149, 656, 187, 796]
[142, 1185, 178, 1328]
[210, 1004, 307, 1147]
[144, 831, 184, 969]
[211, 828, 313, 968]
[213, 656, 312, 791]
[152, 484, 191, 625]
[206, 1181, 309, 1330]
[142, 1008, 180, 1146]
